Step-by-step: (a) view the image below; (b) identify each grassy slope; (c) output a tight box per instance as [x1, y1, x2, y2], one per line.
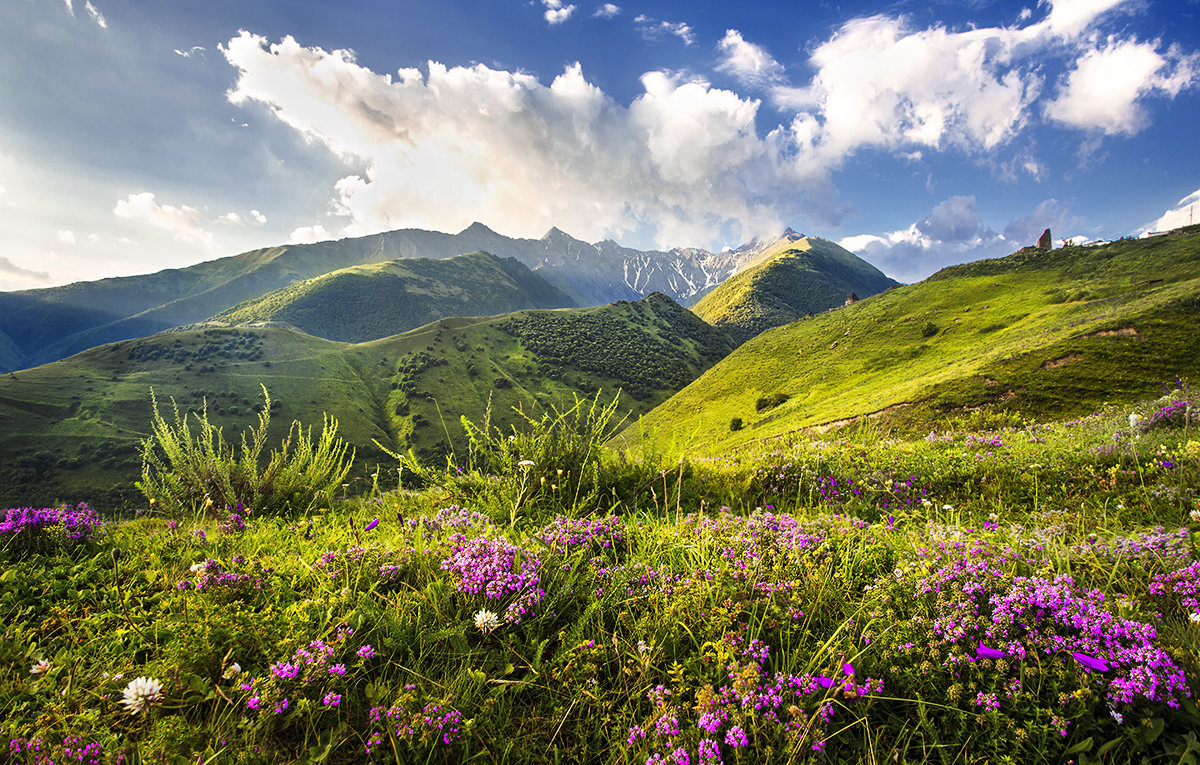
[213, 251, 576, 342]
[0, 295, 731, 508]
[691, 236, 898, 345]
[627, 227, 1200, 457]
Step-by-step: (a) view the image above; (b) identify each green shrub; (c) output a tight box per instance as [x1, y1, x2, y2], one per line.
[730, 417, 743, 431]
[755, 392, 790, 412]
[137, 385, 354, 516]
[922, 322, 940, 338]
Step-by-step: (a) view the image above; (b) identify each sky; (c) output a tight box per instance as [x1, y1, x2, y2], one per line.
[2, 0, 1199, 290]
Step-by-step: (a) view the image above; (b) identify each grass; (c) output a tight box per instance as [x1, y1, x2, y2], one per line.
[0, 295, 730, 509]
[625, 227, 1200, 458]
[2, 388, 1198, 763]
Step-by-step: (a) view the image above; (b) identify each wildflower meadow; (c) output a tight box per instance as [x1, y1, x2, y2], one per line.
[2, 388, 1199, 763]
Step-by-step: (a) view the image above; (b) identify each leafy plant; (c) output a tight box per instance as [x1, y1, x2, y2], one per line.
[137, 385, 354, 516]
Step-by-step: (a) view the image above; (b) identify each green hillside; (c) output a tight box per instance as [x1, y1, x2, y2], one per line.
[0, 294, 732, 508]
[626, 226, 1200, 456]
[691, 234, 898, 344]
[213, 251, 575, 342]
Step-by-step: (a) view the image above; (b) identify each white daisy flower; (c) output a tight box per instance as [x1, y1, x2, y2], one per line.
[120, 676, 164, 715]
[474, 608, 502, 634]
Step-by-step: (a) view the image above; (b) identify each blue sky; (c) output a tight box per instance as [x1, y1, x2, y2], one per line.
[2, 0, 1198, 289]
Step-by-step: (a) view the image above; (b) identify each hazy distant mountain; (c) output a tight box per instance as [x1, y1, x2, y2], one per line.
[213, 251, 576, 342]
[691, 233, 900, 345]
[0, 223, 767, 372]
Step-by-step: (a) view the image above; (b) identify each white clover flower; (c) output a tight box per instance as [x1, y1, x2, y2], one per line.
[474, 608, 502, 634]
[223, 662, 241, 680]
[189, 561, 208, 573]
[517, 459, 535, 468]
[942, 504, 953, 511]
[1190, 508, 1200, 523]
[120, 676, 164, 715]
[30, 659, 51, 675]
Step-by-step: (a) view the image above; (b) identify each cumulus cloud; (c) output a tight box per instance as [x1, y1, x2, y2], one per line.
[113, 192, 214, 248]
[542, 0, 575, 25]
[290, 224, 331, 244]
[1045, 40, 1198, 134]
[634, 15, 696, 46]
[222, 32, 816, 248]
[84, 0, 106, 28]
[841, 197, 1083, 282]
[593, 3, 619, 19]
[717, 30, 785, 88]
[56, 229, 76, 245]
[218, 209, 267, 225]
[1141, 187, 1200, 233]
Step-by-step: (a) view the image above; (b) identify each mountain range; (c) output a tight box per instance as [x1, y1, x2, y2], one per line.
[0, 223, 820, 373]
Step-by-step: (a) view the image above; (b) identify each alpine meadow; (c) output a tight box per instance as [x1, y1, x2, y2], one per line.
[4, 0, 1200, 762]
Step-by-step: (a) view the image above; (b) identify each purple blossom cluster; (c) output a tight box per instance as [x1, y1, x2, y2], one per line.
[218, 504, 251, 534]
[6, 736, 102, 764]
[365, 697, 466, 752]
[537, 514, 625, 551]
[241, 627, 357, 716]
[1071, 527, 1192, 567]
[631, 631, 883, 764]
[1144, 399, 1192, 430]
[409, 505, 492, 533]
[176, 556, 274, 595]
[440, 534, 544, 623]
[314, 544, 414, 584]
[0, 504, 102, 554]
[891, 535, 1191, 717]
[1148, 560, 1200, 620]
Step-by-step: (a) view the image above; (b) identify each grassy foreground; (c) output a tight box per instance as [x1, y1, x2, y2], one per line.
[2, 390, 1199, 764]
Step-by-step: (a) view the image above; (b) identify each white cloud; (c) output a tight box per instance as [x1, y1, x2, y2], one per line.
[56, 229, 76, 245]
[62, 0, 74, 17]
[218, 209, 267, 226]
[174, 46, 206, 58]
[84, 1, 106, 28]
[717, 30, 785, 88]
[842, 197, 1087, 282]
[1045, 39, 1198, 134]
[1141, 187, 1200, 233]
[222, 33, 815, 248]
[113, 192, 215, 248]
[634, 15, 695, 46]
[593, 3, 619, 19]
[543, 0, 575, 25]
[290, 224, 331, 244]
[0, 256, 53, 288]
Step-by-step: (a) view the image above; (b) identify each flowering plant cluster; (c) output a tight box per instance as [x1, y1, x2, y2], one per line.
[537, 513, 625, 552]
[364, 690, 469, 754]
[314, 543, 415, 588]
[440, 533, 544, 623]
[239, 627, 360, 720]
[0, 504, 102, 555]
[1148, 560, 1200, 622]
[883, 532, 1191, 728]
[176, 556, 275, 597]
[408, 504, 492, 533]
[6, 735, 103, 764]
[629, 631, 884, 764]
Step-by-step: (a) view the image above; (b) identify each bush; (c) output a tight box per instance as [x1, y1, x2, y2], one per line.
[137, 386, 354, 516]
[755, 392, 790, 412]
[922, 322, 940, 338]
[730, 417, 744, 431]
